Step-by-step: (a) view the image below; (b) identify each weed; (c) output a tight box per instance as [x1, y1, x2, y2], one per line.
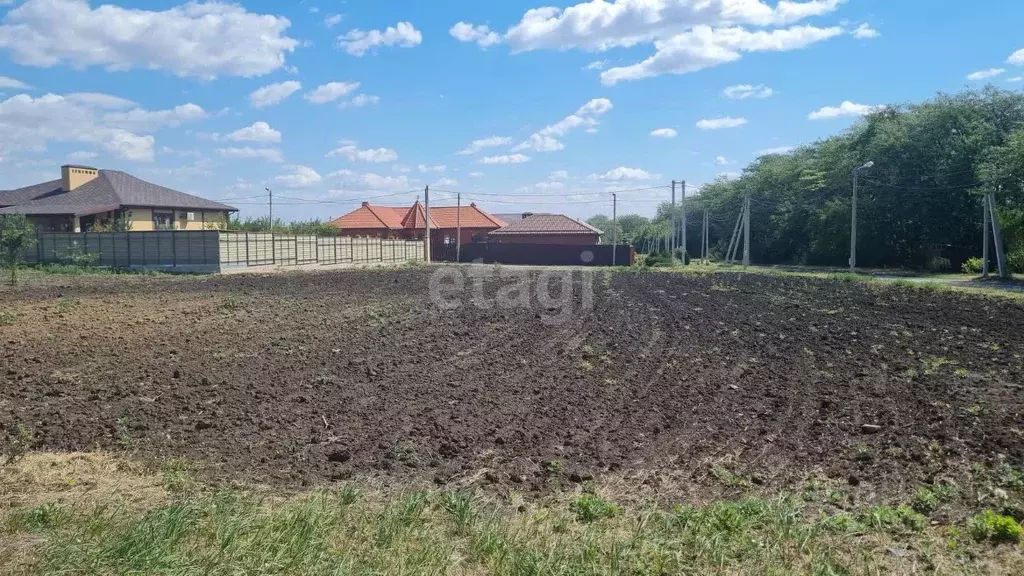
[955, 367, 969, 379]
[860, 505, 926, 534]
[921, 356, 953, 375]
[7, 502, 68, 533]
[336, 485, 361, 506]
[579, 360, 594, 371]
[3, 423, 34, 465]
[221, 294, 242, 310]
[853, 444, 875, 463]
[545, 460, 565, 475]
[0, 310, 15, 326]
[968, 510, 1023, 543]
[570, 494, 620, 523]
[580, 344, 595, 358]
[965, 405, 983, 416]
[912, 487, 941, 514]
[440, 491, 477, 534]
[995, 463, 1024, 489]
[54, 297, 80, 314]
[115, 417, 134, 451]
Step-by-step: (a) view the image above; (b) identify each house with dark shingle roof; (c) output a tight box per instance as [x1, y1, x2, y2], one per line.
[0, 165, 237, 232]
[488, 213, 603, 245]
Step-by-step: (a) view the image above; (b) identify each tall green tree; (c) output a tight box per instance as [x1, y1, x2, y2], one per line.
[0, 215, 37, 286]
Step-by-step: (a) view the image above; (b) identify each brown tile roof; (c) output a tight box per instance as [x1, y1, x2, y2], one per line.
[331, 201, 504, 231]
[489, 213, 603, 236]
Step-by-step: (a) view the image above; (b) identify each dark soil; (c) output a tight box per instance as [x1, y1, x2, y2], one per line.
[3, 267, 1024, 499]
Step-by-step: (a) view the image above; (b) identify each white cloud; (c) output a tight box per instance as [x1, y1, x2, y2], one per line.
[513, 97, 613, 152]
[696, 116, 747, 130]
[549, 170, 569, 180]
[216, 147, 283, 163]
[0, 92, 207, 162]
[449, 22, 501, 48]
[338, 21, 422, 56]
[434, 177, 459, 187]
[714, 156, 733, 165]
[0, 75, 29, 89]
[808, 101, 881, 120]
[966, 68, 1005, 81]
[103, 103, 207, 132]
[601, 25, 842, 85]
[481, 154, 531, 165]
[325, 14, 343, 28]
[305, 81, 360, 104]
[585, 60, 606, 70]
[0, 0, 298, 79]
[504, 0, 844, 52]
[225, 121, 281, 143]
[1009, 76, 1024, 83]
[852, 23, 879, 39]
[328, 169, 411, 193]
[418, 164, 446, 173]
[724, 84, 773, 99]
[327, 144, 398, 163]
[250, 81, 302, 108]
[650, 128, 677, 138]
[469, 171, 484, 178]
[1010, 49, 1024, 66]
[68, 150, 98, 161]
[758, 146, 795, 156]
[591, 166, 658, 181]
[339, 94, 379, 109]
[457, 136, 512, 155]
[273, 165, 322, 188]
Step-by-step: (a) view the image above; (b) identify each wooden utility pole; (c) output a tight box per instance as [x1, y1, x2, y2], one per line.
[456, 192, 462, 263]
[612, 193, 618, 266]
[742, 194, 751, 267]
[670, 181, 677, 258]
[983, 194, 990, 277]
[424, 185, 431, 262]
[987, 189, 1007, 278]
[726, 205, 743, 264]
[680, 180, 687, 263]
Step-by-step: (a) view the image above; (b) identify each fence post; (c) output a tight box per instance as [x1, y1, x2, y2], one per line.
[35, 230, 41, 264]
[126, 230, 132, 267]
[245, 233, 249, 266]
[172, 231, 178, 267]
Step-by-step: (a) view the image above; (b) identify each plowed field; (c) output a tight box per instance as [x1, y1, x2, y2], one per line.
[3, 267, 1023, 499]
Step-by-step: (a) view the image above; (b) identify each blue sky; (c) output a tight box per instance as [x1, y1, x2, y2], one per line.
[0, 0, 1021, 222]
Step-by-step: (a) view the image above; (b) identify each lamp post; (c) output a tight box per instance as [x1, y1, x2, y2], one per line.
[850, 161, 874, 271]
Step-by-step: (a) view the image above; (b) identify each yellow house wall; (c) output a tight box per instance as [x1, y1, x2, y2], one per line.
[124, 208, 230, 231]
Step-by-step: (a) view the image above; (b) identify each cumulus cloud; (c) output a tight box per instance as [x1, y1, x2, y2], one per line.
[696, 116, 747, 129]
[808, 101, 881, 120]
[469, 171, 484, 178]
[481, 154, 531, 165]
[966, 68, 1005, 81]
[250, 81, 302, 108]
[601, 25, 842, 85]
[457, 136, 512, 155]
[224, 121, 281, 143]
[273, 165, 322, 188]
[216, 147, 283, 163]
[650, 128, 677, 138]
[418, 164, 447, 173]
[305, 81, 360, 104]
[513, 98, 613, 152]
[758, 146, 795, 156]
[0, 0, 298, 79]
[1010, 49, 1024, 66]
[852, 23, 879, 39]
[724, 84, 773, 99]
[328, 169, 411, 193]
[591, 166, 659, 181]
[714, 156, 733, 165]
[338, 21, 422, 56]
[585, 60, 606, 70]
[68, 150, 98, 162]
[449, 22, 501, 48]
[339, 94, 379, 109]
[327, 144, 398, 163]
[0, 92, 205, 162]
[325, 14, 343, 28]
[0, 75, 29, 89]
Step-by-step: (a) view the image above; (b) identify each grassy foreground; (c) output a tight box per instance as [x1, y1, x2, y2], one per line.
[2, 454, 1024, 575]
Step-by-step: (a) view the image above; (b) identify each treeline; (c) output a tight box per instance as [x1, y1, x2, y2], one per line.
[588, 87, 1024, 270]
[226, 216, 341, 236]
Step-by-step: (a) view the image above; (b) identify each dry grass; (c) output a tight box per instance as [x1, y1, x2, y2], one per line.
[2, 452, 1024, 575]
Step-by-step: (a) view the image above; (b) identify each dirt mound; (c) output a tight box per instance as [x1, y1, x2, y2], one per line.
[3, 268, 1023, 496]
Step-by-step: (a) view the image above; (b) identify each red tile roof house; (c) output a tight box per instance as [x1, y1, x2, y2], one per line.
[330, 200, 506, 258]
[487, 213, 603, 245]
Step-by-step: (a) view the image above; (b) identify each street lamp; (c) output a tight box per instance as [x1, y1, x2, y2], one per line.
[850, 161, 874, 271]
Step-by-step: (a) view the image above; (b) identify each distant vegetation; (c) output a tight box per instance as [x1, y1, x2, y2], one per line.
[590, 87, 1024, 271]
[226, 216, 341, 236]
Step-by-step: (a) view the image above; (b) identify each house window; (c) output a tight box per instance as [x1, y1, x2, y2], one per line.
[152, 210, 175, 230]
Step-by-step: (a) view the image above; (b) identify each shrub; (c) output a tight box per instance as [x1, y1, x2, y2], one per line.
[0, 214, 36, 285]
[926, 256, 952, 272]
[1007, 250, 1024, 275]
[968, 510, 1023, 543]
[962, 257, 984, 274]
